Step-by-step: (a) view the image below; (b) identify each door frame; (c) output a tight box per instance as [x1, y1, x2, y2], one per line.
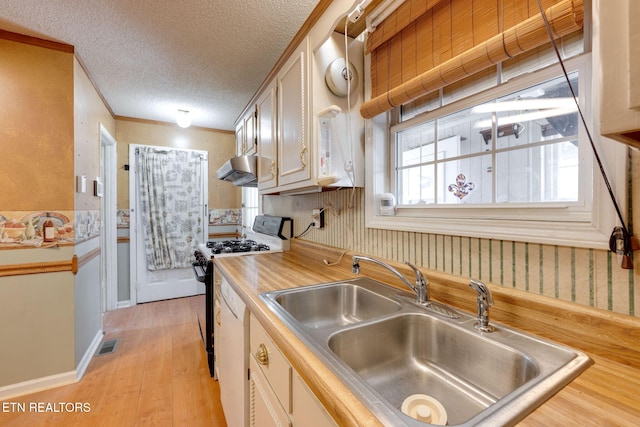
[129, 144, 209, 305]
[100, 124, 118, 312]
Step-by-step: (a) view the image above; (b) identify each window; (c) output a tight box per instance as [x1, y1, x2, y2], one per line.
[395, 73, 580, 207]
[242, 187, 259, 231]
[365, 54, 626, 248]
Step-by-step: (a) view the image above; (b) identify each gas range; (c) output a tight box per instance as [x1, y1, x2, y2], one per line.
[197, 215, 292, 259]
[192, 215, 292, 378]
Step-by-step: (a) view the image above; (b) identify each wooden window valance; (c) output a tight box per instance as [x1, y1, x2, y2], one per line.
[361, 0, 584, 119]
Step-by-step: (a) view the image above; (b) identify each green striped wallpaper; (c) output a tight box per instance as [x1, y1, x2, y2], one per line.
[267, 187, 638, 318]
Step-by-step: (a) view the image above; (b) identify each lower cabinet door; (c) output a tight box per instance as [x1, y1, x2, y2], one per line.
[249, 355, 292, 427]
[292, 373, 337, 427]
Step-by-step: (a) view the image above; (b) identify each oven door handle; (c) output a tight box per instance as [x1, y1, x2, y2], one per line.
[192, 263, 207, 283]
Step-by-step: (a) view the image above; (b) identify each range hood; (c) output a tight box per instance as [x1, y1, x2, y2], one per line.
[216, 155, 258, 187]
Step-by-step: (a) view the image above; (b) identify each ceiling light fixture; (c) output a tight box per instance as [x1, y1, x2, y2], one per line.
[176, 109, 192, 128]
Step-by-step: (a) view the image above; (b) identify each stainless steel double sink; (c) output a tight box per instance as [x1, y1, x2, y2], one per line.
[259, 278, 592, 426]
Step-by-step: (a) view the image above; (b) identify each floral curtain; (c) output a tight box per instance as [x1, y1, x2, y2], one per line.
[137, 147, 204, 270]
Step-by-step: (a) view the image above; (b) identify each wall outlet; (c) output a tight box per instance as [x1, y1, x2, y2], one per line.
[312, 208, 325, 229]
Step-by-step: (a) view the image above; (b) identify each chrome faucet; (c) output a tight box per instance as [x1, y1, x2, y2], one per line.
[352, 255, 429, 304]
[469, 279, 494, 332]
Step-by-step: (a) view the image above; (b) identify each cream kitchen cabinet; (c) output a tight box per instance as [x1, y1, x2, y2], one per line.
[249, 313, 336, 427]
[599, 0, 640, 149]
[254, 32, 365, 195]
[276, 37, 312, 190]
[291, 372, 336, 427]
[236, 108, 257, 156]
[256, 81, 278, 191]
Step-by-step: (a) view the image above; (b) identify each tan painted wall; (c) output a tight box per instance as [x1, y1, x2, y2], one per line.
[73, 57, 114, 368]
[0, 36, 114, 388]
[74, 58, 116, 211]
[115, 120, 240, 210]
[0, 39, 74, 211]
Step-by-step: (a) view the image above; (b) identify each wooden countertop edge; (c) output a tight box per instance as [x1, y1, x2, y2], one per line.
[215, 240, 640, 426]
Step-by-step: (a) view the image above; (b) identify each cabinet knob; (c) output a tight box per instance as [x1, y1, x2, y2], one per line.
[256, 343, 269, 366]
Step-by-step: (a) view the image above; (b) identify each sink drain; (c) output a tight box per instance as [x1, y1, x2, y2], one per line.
[401, 394, 447, 425]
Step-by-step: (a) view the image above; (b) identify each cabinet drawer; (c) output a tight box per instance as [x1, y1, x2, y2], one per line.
[250, 315, 292, 413]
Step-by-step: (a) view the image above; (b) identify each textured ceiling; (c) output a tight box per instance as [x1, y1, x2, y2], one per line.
[0, 0, 319, 130]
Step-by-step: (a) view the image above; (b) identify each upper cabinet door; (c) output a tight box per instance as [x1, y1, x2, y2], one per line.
[277, 37, 311, 187]
[235, 120, 245, 156]
[236, 109, 257, 156]
[257, 82, 277, 191]
[244, 111, 257, 155]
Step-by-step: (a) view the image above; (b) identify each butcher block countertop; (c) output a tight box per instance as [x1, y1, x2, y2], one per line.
[214, 240, 640, 426]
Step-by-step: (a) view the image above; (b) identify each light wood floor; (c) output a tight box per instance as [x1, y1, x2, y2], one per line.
[0, 295, 227, 427]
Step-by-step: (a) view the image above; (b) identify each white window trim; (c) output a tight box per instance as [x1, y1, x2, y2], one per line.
[364, 54, 628, 250]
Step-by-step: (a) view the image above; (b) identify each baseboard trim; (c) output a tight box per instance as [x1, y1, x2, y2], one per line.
[0, 371, 77, 400]
[76, 329, 104, 380]
[116, 300, 131, 309]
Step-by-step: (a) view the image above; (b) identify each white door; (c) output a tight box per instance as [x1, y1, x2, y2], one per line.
[129, 144, 207, 304]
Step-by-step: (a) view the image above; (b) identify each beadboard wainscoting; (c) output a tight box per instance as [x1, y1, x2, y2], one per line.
[265, 187, 638, 318]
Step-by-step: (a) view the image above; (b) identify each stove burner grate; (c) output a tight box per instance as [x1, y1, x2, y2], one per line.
[206, 239, 270, 254]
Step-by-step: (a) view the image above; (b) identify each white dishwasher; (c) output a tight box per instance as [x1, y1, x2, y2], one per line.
[219, 276, 249, 427]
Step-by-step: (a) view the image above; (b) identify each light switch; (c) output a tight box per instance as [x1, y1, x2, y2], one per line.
[94, 177, 103, 197]
[77, 175, 87, 193]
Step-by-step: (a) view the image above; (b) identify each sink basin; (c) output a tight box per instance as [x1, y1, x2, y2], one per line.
[260, 278, 592, 426]
[329, 313, 544, 424]
[273, 282, 401, 329]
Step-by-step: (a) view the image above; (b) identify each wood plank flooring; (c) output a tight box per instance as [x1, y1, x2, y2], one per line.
[0, 296, 227, 427]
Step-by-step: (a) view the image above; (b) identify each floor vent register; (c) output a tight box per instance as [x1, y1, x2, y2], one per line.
[96, 339, 119, 356]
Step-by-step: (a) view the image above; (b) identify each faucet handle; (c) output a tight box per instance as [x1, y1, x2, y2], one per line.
[404, 262, 428, 287]
[469, 279, 493, 306]
[352, 258, 361, 274]
[469, 279, 494, 332]
[404, 261, 429, 304]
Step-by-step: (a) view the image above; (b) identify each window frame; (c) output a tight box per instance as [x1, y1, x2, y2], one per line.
[364, 53, 627, 249]
[242, 186, 260, 232]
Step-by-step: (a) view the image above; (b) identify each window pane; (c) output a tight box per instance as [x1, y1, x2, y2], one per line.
[437, 108, 492, 159]
[393, 64, 583, 208]
[243, 187, 259, 229]
[439, 155, 493, 204]
[495, 141, 579, 203]
[502, 31, 584, 82]
[398, 164, 435, 205]
[443, 67, 497, 105]
[494, 73, 579, 150]
[401, 91, 440, 121]
[397, 121, 435, 166]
